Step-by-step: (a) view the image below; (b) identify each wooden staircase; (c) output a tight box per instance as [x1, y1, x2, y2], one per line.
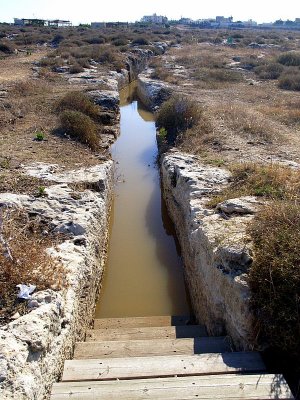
[51, 316, 294, 399]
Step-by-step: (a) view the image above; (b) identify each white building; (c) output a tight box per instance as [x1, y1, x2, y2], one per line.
[141, 14, 168, 24]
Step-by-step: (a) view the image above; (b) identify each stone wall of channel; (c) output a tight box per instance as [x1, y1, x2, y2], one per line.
[0, 162, 113, 399]
[161, 151, 262, 350]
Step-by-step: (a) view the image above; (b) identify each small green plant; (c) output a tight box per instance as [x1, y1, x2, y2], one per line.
[37, 186, 46, 197]
[35, 132, 45, 141]
[158, 127, 168, 140]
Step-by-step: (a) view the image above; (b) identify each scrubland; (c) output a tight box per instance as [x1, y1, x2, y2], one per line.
[0, 23, 300, 392]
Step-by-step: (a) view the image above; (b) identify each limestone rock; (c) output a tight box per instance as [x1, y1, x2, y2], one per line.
[0, 161, 113, 399]
[216, 196, 262, 215]
[137, 74, 172, 110]
[161, 151, 257, 349]
[87, 90, 120, 111]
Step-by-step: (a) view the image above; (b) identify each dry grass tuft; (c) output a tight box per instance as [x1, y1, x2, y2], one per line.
[0, 208, 66, 324]
[217, 103, 281, 142]
[56, 91, 100, 121]
[248, 201, 300, 358]
[60, 110, 99, 150]
[156, 95, 202, 144]
[208, 163, 300, 207]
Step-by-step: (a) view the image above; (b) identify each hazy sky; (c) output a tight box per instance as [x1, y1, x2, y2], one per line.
[0, 0, 300, 25]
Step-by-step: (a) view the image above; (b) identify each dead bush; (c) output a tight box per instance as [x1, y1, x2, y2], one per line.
[218, 103, 279, 142]
[278, 71, 300, 91]
[156, 95, 202, 144]
[278, 52, 300, 66]
[248, 201, 300, 358]
[60, 110, 99, 150]
[56, 91, 100, 122]
[193, 67, 242, 83]
[254, 63, 283, 80]
[69, 63, 84, 74]
[11, 79, 51, 96]
[0, 208, 66, 323]
[208, 163, 300, 207]
[0, 41, 15, 54]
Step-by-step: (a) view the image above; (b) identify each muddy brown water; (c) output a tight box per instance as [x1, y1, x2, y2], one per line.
[95, 83, 190, 318]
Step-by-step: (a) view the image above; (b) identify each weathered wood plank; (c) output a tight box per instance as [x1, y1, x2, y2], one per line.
[74, 337, 232, 359]
[52, 373, 293, 399]
[62, 352, 265, 382]
[94, 316, 192, 329]
[86, 325, 207, 342]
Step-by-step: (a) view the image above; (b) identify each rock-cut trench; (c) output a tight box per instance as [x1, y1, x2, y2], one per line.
[95, 83, 190, 317]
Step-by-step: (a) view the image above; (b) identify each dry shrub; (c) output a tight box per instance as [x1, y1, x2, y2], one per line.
[0, 208, 66, 322]
[0, 41, 15, 54]
[69, 63, 84, 74]
[56, 91, 100, 121]
[254, 63, 283, 80]
[218, 102, 279, 142]
[177, 113, 215, 153]
[60, 110, 99, 150]
[11, 79, 51, 97]
[156, 95, 202, 144]
[278, 52, 300, 66]
[278, 71, 300, 91]
[248, 201, 300, 357]
[150, 64, 178, 84]
[259, 101, 300, 126]
[0, 171, 51, 196]
[208, 163, 300, 207]
[193, 67, 242, 84]
[176, 46, 226, 69]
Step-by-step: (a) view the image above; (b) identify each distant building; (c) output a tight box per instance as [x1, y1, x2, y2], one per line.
[14, 18, 71, 27]
[216, 16, 233, 27]
[48, 20, 72, 28]
[105, 22, 129, 27]
[91, 22, 107, 28]
[141, 14, 168, 24]
[179, 18, 192, 25]
[14, 18, 47, 27]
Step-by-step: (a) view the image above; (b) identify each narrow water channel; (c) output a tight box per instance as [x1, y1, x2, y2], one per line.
[95, 83, 190, 318]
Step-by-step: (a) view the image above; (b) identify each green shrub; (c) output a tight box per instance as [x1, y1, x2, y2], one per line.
[56, 91, 100, 121]
[156, 95, 201, 144]
[60, 110, 99, 150]
[278, 52, 300, 66]
[35, 132, 45, 141]
[249, 201, 300, 358]
[254, 63, 283, 80]
[278, 71, 300, 91]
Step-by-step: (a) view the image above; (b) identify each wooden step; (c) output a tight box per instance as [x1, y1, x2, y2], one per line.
[62, 352, 266, 382]
[94, 315, 192, 329]
[86, 325, 207, 342]
[74, 336, 232, 359]
[52, 374, 294, 399]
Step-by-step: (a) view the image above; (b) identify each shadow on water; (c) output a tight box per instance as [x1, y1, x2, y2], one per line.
[95, 81, 191, 318]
